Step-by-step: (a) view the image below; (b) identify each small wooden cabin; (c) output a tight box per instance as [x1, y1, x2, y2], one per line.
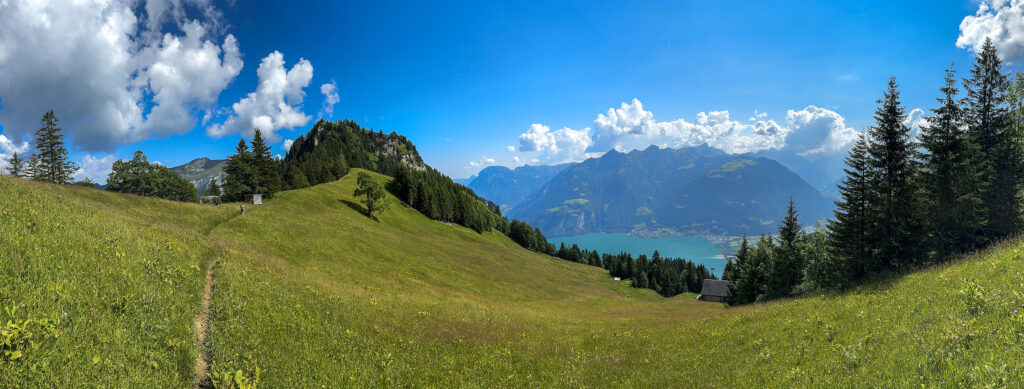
[244, 194, 263, 205]
[697, 279, 731, 303]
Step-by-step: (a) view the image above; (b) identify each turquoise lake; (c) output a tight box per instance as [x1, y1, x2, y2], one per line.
[549, 233, 728, 276]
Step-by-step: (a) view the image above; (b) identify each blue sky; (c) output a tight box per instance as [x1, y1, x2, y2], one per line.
[0, 0, 1019, 182]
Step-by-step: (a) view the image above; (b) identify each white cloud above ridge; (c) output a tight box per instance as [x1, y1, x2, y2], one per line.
[513, 98, 859, 165]
[320, 82, 340, 118]
[0, 0, 244, 151]
[206, 51, 314, 141]
[518, 123, 595, 164]
[958, 0, 1024, 62]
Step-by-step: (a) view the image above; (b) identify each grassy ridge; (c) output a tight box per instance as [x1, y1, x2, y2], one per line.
[4, 170, 1024, 386]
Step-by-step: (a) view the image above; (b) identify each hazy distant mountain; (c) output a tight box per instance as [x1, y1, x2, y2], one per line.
[466, 164, 571, 211]
[506, 145, 833, 237]
[169, 157, 225, 195]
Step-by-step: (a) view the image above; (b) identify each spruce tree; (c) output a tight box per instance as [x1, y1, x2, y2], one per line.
[766, 198, 802, 299]
[250, 129, 282, 197]
[866, 78, 922, 270]
[829, 132, 872, 277]
[223, 138, 257, 202]
[921, 65, 984, 259]
[31, 110, 77, 184]
[964, 37, 1019, 239]
[5, 152, 26, 177]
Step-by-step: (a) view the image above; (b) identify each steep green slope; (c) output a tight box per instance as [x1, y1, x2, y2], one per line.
[0, 175, 236, 386]
[5, 171, 1024, 387]
[203, 169, 724, 386]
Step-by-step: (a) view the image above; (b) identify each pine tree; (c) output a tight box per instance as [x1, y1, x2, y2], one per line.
[921, 65, 984, 259]
[31, 110, 77, 184]
[866, 78, 922, 270]
[223, 138, 257, 202]
[733, 234, 772, 304]
[829, 132, 872, 277]
[964, 37, 1019, 239]
[724, 235, 748, 304]
[250, 129, 282, 197]
[5, 151, 26, 177]
[766, 198, 802, 299]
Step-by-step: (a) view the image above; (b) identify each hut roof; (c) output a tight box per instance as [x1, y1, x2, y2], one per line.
[699, 279, 731, 297]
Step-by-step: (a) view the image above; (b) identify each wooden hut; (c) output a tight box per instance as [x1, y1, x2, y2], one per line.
[244, 194, 263, 205]
[697, 279, 731, 303]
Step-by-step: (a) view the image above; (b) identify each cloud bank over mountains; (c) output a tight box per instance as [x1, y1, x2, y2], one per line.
[512, 98, 859, 166]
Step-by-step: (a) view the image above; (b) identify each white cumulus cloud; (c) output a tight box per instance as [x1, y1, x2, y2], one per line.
[903, 108, 928, 141]
[518, 123, 594, 164]
[73, 154, 118, 183]
[283, 139, 294, 151]
[514, 98, 858, 164]
[207, 51, 313, 141]
[958, 0, 1024, 62]
[208, 51, 315, 141]
[784, 105, 859, 155]
[320, 82, 340, 118]
[0, 0, 243, 151]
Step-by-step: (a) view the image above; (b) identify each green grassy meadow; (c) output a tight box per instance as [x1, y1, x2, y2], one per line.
[4, 170, 1024, 387]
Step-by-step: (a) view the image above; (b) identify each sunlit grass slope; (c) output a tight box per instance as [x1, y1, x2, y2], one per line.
[5, 170, 1024, 387]
[0, 175, 236, 386]
[205, 170, 723, 386]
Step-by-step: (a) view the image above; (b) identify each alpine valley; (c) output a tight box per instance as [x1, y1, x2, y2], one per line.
[469, 145, 834, 238]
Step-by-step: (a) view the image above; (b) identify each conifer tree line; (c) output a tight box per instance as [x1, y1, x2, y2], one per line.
[725, 38, 1024, 305]
[5, 110, 78, 184]
[221, 128, 283, 202]
[578, 246, 715, 297]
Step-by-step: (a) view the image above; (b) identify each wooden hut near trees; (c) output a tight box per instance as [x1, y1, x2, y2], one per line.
[697, 279, 731, 303]
[244, 194, 263, 205]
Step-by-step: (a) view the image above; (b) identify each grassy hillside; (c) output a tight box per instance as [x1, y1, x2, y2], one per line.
[4, 170, 1024, 386]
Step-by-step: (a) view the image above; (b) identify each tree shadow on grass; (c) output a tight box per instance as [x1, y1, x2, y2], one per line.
[338, 199, 379, 222]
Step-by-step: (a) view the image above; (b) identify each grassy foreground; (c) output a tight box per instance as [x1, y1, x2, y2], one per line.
[3, 170, 1024, 387]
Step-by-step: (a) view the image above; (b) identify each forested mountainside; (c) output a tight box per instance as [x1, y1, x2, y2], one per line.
[466, 163, 570, 211]
[507, 145, 832, 237]
[169, 157, 225, 195]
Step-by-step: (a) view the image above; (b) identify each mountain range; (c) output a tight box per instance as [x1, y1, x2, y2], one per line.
[464, 164, 570, 212]
[468, 145, 834, 237]
[168, 157, 225, 195]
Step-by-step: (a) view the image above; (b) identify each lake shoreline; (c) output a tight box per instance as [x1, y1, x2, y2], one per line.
[549, 232, 731, 276]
